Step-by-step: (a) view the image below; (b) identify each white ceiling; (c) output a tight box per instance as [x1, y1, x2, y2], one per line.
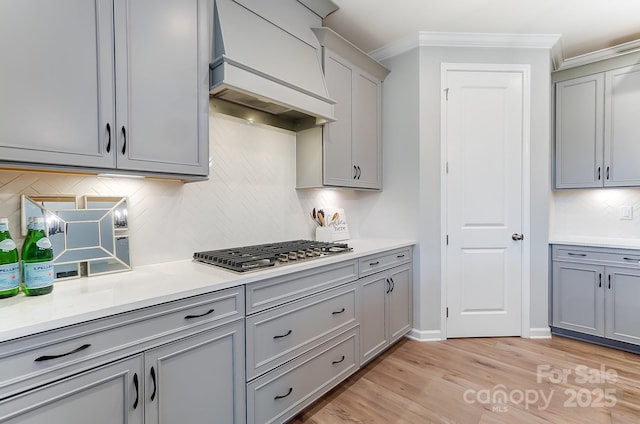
[323, 0, 640, 61]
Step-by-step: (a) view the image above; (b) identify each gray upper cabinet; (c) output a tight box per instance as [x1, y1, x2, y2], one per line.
[554, 63, 640, 188]
[554, 74, 604, 188]
[297, 27, 389, 190]
[604, 64, 640, 186]
[0, 0, 209, 179]
[0, 0, 116, 169]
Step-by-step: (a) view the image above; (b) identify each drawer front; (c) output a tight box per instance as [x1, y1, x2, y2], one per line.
[246, 260, 358, 314]
[247, 282, 358, 380]
[553, 245, 640, 267]
[358, 247, 412, 278]
[247, 327, 359, 424]
[0, 286, 243, 399]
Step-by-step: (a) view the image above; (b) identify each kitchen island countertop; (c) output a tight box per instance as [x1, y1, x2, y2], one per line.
[0, 238, 415, 343]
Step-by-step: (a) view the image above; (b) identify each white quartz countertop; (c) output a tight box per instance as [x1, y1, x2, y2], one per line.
[549, 236, 640, 250]
[0, 238, 415, 343]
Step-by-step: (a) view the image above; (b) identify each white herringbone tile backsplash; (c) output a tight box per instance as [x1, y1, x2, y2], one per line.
[552, 188, 640, 239]
[0, 112, 363, 267]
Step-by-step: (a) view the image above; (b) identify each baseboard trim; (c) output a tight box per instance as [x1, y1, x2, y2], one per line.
[406, 329, 443, 342]
[528, 327, 552, 339]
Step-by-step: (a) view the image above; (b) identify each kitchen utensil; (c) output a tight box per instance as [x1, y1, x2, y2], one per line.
[318, 210, 326, 226]
[330, 212, 339, 225]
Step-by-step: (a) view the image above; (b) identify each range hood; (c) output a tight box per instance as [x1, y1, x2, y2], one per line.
[210, 0, 336, 131]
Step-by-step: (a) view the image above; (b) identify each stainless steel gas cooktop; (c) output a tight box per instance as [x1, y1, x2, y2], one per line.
[193, 240, 352, 273]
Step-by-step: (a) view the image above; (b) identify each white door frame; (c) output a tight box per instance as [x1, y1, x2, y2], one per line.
[440, 62, 532, 339]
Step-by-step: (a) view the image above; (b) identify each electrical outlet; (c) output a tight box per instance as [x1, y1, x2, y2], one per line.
[620, 206, 633, 220]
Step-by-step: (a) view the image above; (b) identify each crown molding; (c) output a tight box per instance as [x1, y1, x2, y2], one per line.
[556, 38, 640, 71]
[371, 31, 561, 62]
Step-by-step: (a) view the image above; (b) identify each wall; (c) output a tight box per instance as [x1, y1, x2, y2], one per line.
[0, 109, 362, 267]
[552, 188, 640, 239]
[367, 41, 553, 339]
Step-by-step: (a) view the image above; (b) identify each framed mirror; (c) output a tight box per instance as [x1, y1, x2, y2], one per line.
[21, 195, 131, 279]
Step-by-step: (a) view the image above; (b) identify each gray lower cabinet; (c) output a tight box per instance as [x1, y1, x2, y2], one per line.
[551, 244, 640, 348]
[0, 0, 209, 179]
[0, 287, 245, 424]
[0, 355, 143, 424]
[360, 263, 413, 364]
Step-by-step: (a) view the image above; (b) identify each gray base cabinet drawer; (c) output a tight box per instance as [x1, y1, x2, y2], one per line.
[0, 286, 243, 399]
[247, 327, 359, 424]
[246, 282, 358, 380]
[358, 247, 411, 277]
[246, 260, 357, 314]
[552, 245, 640, 267]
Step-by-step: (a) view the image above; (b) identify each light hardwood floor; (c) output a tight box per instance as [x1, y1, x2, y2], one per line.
[290, 336, 640, 423]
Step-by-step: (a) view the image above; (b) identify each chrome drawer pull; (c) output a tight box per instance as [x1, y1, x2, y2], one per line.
[332, 355, 345, 365]
[184, 308, 215, 319]
[273, 330, 292, 339]
[370, 261, 380, 266]
[274, 387, 293, 400]
[332, 308, 346, 315]
[34, 343, 91, 362]
[567, 253, 586, 257]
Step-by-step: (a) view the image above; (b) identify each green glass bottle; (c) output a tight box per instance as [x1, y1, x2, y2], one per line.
[0, 218, 20, 299]
[21, 217, 54, 296]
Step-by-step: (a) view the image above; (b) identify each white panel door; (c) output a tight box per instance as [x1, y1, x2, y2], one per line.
[444, 67, 524, 338]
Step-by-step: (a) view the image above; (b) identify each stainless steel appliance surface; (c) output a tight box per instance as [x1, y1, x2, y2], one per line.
[193, 240, 352, 273]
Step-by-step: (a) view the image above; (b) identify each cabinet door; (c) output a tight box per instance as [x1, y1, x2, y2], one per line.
[322, 50, 354, 186]
[554, 74, 604, 188]
[605, 267, 640, 344]
[113, 0, 209, 176]
[352, 69, 382, 189]
[359, 272, 388, 364]
[387, 264, 412, 343]
[0, 356, 143, 424]
[144, 321, 245, 424]
[0, 0, 116, 169]
[604, 64, 640, 186]
[552, 261, 605, 336]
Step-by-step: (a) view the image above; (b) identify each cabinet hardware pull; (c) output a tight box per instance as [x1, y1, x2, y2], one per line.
[390, 278, 395, 292]
[150, 366, 157, 401]
[273, 330, 292, 339]
[133, 373, 139, 409]
[34, 343, 91, 362]
[622, 257, 638, 261]
[370, 261, 380, 266]
[353, 165, 358, 179]
[274, 387, 293, 400]
[357, 166, 361, 179]
[332, 355, 346, 365]
[597, 166, 601, 180]
[332, 308, 346, 315]
[599, 273, 602, 288]
[386, 278, 391, 294]
[397, 254, 405, 258]
[121, 126, 127, 154]
[106, 123, 111, 153]
[567, 253, 586, 257]
[606, 166, 610, 180]
[608, 274, 611, 289]
[184, 308, 215, 319]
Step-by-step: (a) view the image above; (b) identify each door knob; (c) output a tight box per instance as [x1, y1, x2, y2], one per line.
[512, 233, 524, 241]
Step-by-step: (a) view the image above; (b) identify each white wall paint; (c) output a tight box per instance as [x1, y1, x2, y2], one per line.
[552, 188, 640, 238]
[0, 110, 362, 267]
[370, 44, 552, 337]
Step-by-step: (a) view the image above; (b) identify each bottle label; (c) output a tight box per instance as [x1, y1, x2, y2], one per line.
[0, 239, 16, 252]
[36, 238, 52, 249]
[0, 263, 20, 290]
[23, 261, 54, 289]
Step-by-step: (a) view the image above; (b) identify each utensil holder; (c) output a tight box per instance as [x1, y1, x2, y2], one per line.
[315, 227, 334, 242]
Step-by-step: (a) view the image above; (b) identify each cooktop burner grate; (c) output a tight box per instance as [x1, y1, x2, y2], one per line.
[193, 240, 352, 272]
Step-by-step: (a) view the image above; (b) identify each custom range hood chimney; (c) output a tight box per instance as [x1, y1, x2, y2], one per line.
[209, 0, 338, 131]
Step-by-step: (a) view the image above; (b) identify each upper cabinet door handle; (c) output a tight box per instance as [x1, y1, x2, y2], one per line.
[106, 123, 111, 153]
[121, 126, 127, 155]
[597, 166, 601, 180]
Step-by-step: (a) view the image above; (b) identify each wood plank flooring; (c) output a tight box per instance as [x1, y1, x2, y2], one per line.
[289, 336, 640, 424]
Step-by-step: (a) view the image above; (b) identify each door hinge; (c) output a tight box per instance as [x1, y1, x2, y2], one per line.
[444, 88, 449, 101]
[446, 307, 449, 318]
